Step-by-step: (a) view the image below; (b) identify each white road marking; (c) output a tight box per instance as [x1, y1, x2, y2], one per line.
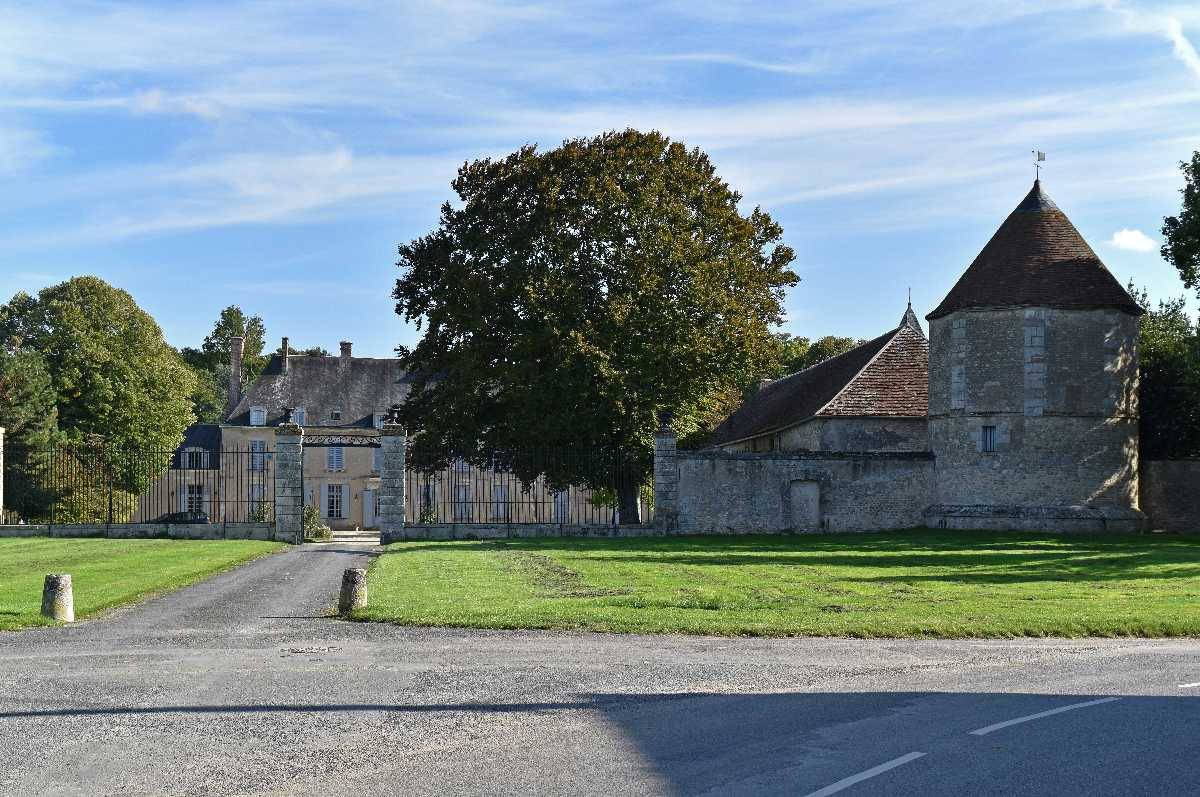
[969, 697, 1121, 736]
[1179, 682, 1200, 688]
[802, 751, 926, 797]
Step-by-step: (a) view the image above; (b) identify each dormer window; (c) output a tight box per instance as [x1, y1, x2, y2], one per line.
[183, 448, 208, 470]
[291, 406, 306, 425]
[373, 412, 386, 429]
[249, 406, 266, 426]
[330, 409, 342, 422]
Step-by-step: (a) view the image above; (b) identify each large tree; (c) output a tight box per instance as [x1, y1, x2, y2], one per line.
[394, 129, 798, 521]
[1162, 151, 1200, 298]
[1130, 285, 1200, 459]
[774, 333, 862, 377]
[0, 276, 196, 451]
[0, 343, 59, 521]
[180, 305, 268, 422]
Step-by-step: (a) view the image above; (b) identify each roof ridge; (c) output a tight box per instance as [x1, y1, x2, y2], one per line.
[763, 325, 899, 391]
[811, 323, 913, 418]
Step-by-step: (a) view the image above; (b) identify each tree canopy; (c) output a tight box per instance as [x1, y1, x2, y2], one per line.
[1162, 151, 1200, 299]
[1130, 284, 1200, 459]
[774, 334, 863, 377]
[180, 305, 268, 423]
[0, 276, 196, 451]
[393, 129, 798, 520]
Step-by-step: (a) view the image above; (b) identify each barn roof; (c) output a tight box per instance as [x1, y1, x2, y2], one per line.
[709, 306, 929, 446]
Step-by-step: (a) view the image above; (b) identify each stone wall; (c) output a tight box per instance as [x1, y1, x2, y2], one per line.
[0, 522, 279, 541]
[778, 417, 929, 453]
[675, 450, 934, 534]
[381, 523, 655, 542]
[1141, 460, 1200, 533]
[929, 307, 1140, 510]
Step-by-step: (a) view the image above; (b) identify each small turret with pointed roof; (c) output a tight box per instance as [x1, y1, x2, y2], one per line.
[927, 180, 1141, 319]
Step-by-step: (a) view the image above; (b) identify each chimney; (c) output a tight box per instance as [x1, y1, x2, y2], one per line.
[340, 340, 352, 359]
[227, 335, 245, 419]
[281, 336, 290, 373]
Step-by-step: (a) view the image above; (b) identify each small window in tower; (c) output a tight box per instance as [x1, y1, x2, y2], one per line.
[981, 425, 997, 453]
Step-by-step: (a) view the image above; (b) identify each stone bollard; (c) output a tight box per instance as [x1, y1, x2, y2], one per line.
[41, 574, 74, 623]
[339, 568, 367, 615]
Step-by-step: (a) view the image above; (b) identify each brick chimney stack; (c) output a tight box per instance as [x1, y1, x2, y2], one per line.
[340, 340, 352, 359]
[227, 335, 244, 419]
[281, 336, 290, 373]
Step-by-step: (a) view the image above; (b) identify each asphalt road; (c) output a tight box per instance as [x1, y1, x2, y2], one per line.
[1, 542, 1198, 796]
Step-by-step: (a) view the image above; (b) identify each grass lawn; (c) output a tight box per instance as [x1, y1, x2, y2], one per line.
[360, 531, 1200, 638]
[0, 537, 284, 631]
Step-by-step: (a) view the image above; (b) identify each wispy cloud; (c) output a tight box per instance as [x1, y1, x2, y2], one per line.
[1106, 228, 1159, 251]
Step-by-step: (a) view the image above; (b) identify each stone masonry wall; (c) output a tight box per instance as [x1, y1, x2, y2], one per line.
[929, 307, 1140, 509]
[0, 522, 278, 541]
[675, 450, 934, 534]
[1141, 460, 1200, 533]
[779, 417, 929, 453]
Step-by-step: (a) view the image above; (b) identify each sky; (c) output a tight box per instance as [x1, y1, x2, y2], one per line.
[2, 1, 1199, 358]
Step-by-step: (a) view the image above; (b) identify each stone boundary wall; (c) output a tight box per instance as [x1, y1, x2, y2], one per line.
[674, 449, 935, 534]
[382, 523, 656, 543]
[0, 522, 293, 543]
[1141, 460, 1200, 533]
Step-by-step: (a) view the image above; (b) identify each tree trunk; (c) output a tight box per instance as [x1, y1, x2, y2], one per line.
[616, 480, 641, 525]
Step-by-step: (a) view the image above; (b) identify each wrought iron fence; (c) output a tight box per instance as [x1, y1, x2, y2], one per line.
[1, 444, 276, 525]
[404, 448, 653, 525]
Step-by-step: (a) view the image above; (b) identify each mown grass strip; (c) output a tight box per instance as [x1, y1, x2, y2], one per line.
[359, 531, 1200, 638]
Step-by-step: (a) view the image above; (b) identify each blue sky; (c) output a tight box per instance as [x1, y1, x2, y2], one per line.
[2, 1, 1199, 357]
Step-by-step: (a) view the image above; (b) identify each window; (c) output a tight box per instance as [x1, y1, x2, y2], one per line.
[453, 485, 472, 522]
[186, 484, 204, 514]
[372, 447, 381, 472]
[330, 409, 342, 422]
[184, 448, 207, 470]
[553, 489, 570, 523]
[291, 406, 306, 425]
[327, 446, 344, 471]
[981, 425, 997, 453]
[491, 484, 511, 523]
[326, 483, 344, 519]
[373, 412, 386, 429]
[249, 406, 266, 426]
[248, 483, 265, 515]
[249, 439, 266, 471]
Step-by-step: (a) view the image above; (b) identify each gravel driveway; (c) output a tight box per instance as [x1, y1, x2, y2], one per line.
[1, 542, 1197, 796]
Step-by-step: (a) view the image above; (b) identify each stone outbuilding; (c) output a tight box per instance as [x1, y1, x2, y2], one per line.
[923, 179, 1144, 532]
[710, 306, 930, 454]
[703, 179, 1150, 534]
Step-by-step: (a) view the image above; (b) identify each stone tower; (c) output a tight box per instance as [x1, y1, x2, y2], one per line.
[924, 180, 1145, 532]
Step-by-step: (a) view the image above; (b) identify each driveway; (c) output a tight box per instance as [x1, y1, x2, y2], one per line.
[1, 542, 1197, 796]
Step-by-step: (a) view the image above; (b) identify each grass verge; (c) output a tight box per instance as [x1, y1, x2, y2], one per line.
[0, 537, 285, 630]
[359, 530, 1200, 638]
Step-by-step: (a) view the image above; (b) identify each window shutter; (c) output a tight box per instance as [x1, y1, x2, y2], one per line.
[179, 487, 188, 513]
[321, 483, 329, 517]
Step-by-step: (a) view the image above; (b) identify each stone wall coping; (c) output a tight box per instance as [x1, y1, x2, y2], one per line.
[682, 449, 935, 462]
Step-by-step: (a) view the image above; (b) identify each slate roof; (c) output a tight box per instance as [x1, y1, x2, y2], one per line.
[172, 423, 221, 469]
[927, 180, 1142, 320]
[226, 353, 413, 428]
[709, 307, 930, 446]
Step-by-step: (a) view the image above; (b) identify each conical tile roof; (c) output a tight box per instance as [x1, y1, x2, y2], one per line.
[927, 180, 1142, 319]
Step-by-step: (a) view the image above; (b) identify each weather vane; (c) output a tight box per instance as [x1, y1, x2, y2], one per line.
[1032, 149, 1046, 180]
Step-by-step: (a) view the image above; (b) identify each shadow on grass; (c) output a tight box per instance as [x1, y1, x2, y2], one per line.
[376, 531, 1200, 585]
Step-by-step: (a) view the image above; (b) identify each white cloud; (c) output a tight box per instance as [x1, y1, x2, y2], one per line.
[0, 126, 56, 175]
[1106, 228, 1158, 252]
